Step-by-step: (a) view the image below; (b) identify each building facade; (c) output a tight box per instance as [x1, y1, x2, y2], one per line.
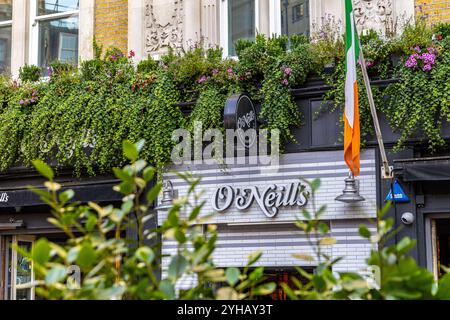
[1, 0, 450, 300]
[0, 0, 430, 76]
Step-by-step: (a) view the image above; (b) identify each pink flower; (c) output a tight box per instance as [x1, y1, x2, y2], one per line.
[128, 50, 135, 58]
[198, 75, 208, 84]
[283, 67, 293, 76]
[212, 69, 219, 76]
[281, 79, 289, 86]
[227, 67, 234, 75]
[423, 63, 432, 72]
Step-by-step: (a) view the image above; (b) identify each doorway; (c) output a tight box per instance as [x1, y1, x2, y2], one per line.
[426, 216, 450, 279]
[1, 235, 35, 300]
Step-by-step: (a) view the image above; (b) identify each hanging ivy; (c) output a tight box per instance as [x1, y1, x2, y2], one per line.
[384, 38, 450, 151]
[0, 23, 450, 175]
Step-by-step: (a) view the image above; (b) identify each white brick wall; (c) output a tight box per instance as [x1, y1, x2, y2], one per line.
[159, 149, 378, 290]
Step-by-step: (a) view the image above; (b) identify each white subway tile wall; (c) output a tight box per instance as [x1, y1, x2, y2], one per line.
[159, 149, 377, 290]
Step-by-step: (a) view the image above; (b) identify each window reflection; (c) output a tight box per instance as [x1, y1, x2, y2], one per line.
[228, 0, 255, 56]
[38, 16, 79, 68]
[38, 0, 79, 15]
[0, 25, 11, 74]
[281, 0, 310, 37]
[0, 0, 12, 22]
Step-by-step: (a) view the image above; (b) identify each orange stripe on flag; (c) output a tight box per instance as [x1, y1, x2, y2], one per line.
[344, 82, 360, 176]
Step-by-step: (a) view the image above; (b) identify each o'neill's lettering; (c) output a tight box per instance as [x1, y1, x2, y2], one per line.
[212, 183, 309, 218]
[237, 110, 255, 130]
[0, 193, 9, 203]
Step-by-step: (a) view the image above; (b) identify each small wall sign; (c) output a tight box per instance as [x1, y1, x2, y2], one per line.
[224, 94, 257, 148]
[0, 193, 9, 203]
[385, 180, 410, 203]
[212, 182, 309, 218]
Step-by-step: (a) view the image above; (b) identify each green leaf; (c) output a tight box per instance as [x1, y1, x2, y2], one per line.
[225, 267, 241, 286]
[147, 183, 162, 205]
[76, 242, 96, 269]
[135, 247, 155, 264]
[253, 282, 276, 296]
[174, 228, 186, 243]
[159, 280, 175, 299]
[59, 189, 74, 203]
[113, 168, 133, 183]
[32, 238, 51, 265]
[45, 265, 67, 285]
[436, 272, 450, 300]
[168, 209, 179, 227]
[216, 287, 239, 300]
[67, 246, 80, 263]
[32, 159, 54, 180]
[312, 274, 327, 291]
[143, 167, 156, 182]
[85, 215, 97, 232]
[135, 139, 145, 152]
[247, 251, 262, 266]
[189, 205, 202, 221]
[359, 225, 372, 239]
[318, 222, 329, 235]
[123, 140, 139, 161]
[310, 178, 321, 192]
[396, 237, 416, 255]
[168, 254, 188, 279]
[319, 237, 337, 245]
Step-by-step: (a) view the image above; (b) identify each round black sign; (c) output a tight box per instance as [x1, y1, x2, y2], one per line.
[224, 94, 257, 148]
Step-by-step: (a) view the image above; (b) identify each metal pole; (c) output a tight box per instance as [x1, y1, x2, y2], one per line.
[356, 32, 393, 179]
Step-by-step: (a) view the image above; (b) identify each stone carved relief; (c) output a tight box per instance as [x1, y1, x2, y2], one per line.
[354, 0, 393, 34]
[145, 0, 184, 55]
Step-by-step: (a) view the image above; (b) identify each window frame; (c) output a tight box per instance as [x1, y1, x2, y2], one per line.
[271, 0, 311, 38]
[0, 3, 12, 73]
[4, 235, 36, 300]
[29, 0, 79, 67]
[58, 31, 78, 62]
[220, 0, 260, 58]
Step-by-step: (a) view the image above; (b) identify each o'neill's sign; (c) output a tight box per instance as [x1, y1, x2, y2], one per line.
[212, 182, 309, 218]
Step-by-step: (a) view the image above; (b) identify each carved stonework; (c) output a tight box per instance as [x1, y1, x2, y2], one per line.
[145, 0, 184, 55]
[354, 0, 393, 34]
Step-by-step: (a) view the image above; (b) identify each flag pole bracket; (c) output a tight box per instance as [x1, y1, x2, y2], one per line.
[381, 165, 394, 180]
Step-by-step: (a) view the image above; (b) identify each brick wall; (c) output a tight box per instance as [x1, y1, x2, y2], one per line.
[94, 0, 128, 54]
[415, 0, 450, 25]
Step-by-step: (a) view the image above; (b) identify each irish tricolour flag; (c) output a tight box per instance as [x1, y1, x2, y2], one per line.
[344, 0, 361, 176]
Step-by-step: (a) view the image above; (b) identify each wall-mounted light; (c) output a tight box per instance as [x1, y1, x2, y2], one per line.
[335, 171, 365, 203]
[155, 180, 176, 211]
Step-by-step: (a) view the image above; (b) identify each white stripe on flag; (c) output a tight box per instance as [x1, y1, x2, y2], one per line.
[345, 11, 356, 129]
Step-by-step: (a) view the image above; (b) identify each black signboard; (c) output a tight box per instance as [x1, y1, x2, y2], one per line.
[224, 94, 257, 148]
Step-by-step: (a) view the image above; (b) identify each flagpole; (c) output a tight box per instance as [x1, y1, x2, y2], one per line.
[355, 26, 393, 179]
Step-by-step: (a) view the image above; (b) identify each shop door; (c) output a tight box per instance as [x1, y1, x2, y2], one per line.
[429, 218, 450, 279]
[3, 235, 35, 300]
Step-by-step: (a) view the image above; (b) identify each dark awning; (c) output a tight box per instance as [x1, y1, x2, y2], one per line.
[395, 157, 450, 182]
[0, 181, 122, 208]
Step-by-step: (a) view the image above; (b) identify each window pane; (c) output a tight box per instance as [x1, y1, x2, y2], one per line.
[228, 0, 255, 56]
[37, 0, 79, 15]
[281, 0, 310, 37]
[38, 16, 79, 68]
[0, 25, 11, 74]
[15, 241, 32, 300]
[0, 1, 12, 22]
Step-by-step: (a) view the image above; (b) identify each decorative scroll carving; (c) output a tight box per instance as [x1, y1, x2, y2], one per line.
[354, 0, 393, 33]
[145, 0, 184, 54]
